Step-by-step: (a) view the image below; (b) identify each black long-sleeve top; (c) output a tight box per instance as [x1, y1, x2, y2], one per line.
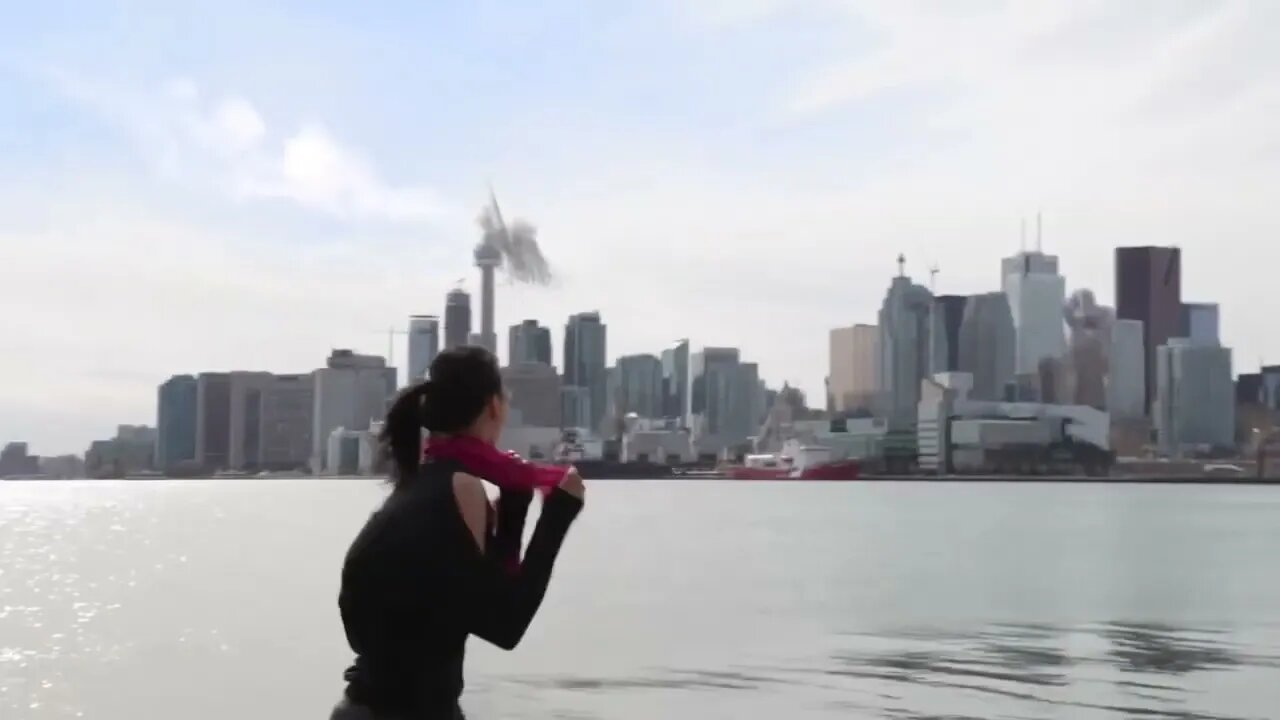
[338, 459, 582, 718]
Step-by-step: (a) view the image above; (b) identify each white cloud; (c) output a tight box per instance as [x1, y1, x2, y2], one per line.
[237, 124, 447, 222]
[44, 71, 450, 223]
[210, 97, 267, 152]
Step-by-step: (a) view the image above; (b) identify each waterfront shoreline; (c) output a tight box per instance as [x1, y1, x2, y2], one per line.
[7, 474, 1280, 485]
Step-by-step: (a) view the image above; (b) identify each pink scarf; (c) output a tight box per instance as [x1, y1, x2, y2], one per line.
[422, 435, 566, 493]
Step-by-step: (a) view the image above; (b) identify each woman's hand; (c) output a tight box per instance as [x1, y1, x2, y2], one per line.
[558, 466, 586, 501]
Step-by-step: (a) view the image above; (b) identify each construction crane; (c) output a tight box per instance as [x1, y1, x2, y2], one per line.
[358, 328, 407, 371]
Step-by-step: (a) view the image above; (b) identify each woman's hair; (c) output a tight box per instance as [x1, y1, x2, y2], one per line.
[381, 345, 503, 485]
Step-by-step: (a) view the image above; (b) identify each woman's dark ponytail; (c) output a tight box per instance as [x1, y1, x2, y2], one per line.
[382, 346, 504, 486]
[382, 381, 431, 485]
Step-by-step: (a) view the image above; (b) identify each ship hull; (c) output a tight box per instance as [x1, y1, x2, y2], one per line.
[726, 460, 861, 481]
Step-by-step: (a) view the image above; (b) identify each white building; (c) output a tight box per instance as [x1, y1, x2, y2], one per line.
[1155, 338, 1234, 456]
[1182, 302, 1220, 347]
[499, 422, 562, 461]
[621, 428, 694, 464]
[407, 315, 440, 384]
[1002, 251, 1067, 376]
[1108, 319, 1145, 419]
[325, 426, 379, 476]
[829, 323, 879, 413]
[877, 274, 933, 431]
[918, 372, 1111, 473]
[312, 350, 397, 473]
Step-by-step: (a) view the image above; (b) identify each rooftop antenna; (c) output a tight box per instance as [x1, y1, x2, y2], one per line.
[896, 253, 906, 277]
[1036, 211, 1043, 252]
[929, 263, 940, 292]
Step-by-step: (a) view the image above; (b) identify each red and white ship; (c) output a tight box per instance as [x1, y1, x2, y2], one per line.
[724, 443, 860, 481]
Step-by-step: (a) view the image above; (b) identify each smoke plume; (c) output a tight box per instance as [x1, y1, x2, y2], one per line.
[477, 201, 552, 285]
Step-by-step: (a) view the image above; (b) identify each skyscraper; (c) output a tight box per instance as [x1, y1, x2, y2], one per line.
[1116, 246, 1182, 412]
[1063, 289, 1111, 409]
[444, 289, 472, 351]
[195, 372, 231, 472]
[563, 312, 607, 432]
[407, 315, 440, 382]
[311, 350, 397, 473]
[829, 324, 879, 414]
[228, 371, 273, 470]
[1155, 338, 1234, 456]
[1182, 302, 1220, 347]
[661, 339, 690, 423]
[877, 272, 932, 431]
[958, 292, 1016, 401]
[259, 373, 314, 470]
[1002, 250, 1066, 376]
[1109, 319, 1145, 419]
[156, 375, 198, 471]
[508, 320, 552, 366]
[616, 353, 664, 420]
[929, 295, 968, 375]
[688, 347, 744, 452]
[502, 362, 562, 428]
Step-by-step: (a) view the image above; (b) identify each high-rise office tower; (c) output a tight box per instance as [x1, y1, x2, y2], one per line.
[877, 268, 932, 431]
[259, 373, 314, 471]
[1109, 319, 1145, 419]
[1116, 246, 1182, 412]
[444, 289, 472, 351]
[1002, 250, 1067, 376]
[407, 315, 440, 382]
[616, 353, 664, 420]
[195, 372, 231, 472]
[688, 347, 745, 449]
[156, 375, 198, 471]
[563, 312, 608, 432]
[228, 371, 273, 470]
[661, 339, 690, 423]
[311, 350, 397, 473]
[929, 295, 968, 376]
[829, 324, 879, 414]
[502, 362, 562, 428]
[509, 320, 552, 366]
[1182, 302, 1220, 347]
[958, 292, 1016, 401]
[1155, 338, 1234, 456]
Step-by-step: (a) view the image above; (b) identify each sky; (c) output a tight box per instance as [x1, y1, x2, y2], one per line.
[2, 0, 1279, 455]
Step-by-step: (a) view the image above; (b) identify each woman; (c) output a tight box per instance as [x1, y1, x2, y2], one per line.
[332, 346, 585, 719]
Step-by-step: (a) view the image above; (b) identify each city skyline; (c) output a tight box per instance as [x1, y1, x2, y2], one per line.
[4, 236, 1261, 457]
[4, 2, 1280, 454]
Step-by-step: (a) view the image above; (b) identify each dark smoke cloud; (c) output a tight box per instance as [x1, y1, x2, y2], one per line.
[477, 202, 552, 285]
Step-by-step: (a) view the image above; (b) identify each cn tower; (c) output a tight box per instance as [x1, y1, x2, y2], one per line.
[473, 188, 551, 356]
[474, 242, 500, 353]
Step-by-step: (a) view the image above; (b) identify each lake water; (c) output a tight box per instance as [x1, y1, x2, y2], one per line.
[2, 480, 1279, 719]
